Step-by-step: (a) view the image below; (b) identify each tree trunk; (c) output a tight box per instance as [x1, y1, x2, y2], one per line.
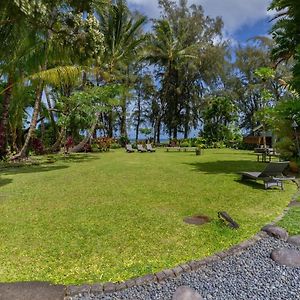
[51, 126, 65, 152]
[120, 96, 127, 137]
[156, 117, 161, 144]
[12, 81, 44, 159]
[45, 88, 58, 137]
[107, 111, 113, 138]
[135, 96, 141, 143]
[184, 105, 190, 139]
[173, 127, 178, 139]
[0, 76, 13, 159]
[69, 120, 98, 153]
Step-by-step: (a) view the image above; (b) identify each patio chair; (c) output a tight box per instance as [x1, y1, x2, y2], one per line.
[240, 161, 294, 190]
[137, 144, 147, 152]
[146, 144, 156, 152]
[125, 144, 135, 153]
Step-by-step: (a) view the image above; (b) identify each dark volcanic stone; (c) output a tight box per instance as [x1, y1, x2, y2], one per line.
[287, 235, 300, 246]
[0, 282, 65, 300]
[172, 286, 203, 300]
[271, 248, 300, 267]
[261, 225, 288, 241]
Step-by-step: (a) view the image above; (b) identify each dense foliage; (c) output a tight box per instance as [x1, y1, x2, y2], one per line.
[0, 0, 299, 159]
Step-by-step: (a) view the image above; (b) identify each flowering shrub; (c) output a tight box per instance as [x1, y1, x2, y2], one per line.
[93, 137, 115, 152]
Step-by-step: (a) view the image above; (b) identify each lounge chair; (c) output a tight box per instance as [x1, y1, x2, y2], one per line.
[137, 144, 147, 152]
[146, 144, 156, 152]
[240, 161, 294, 190]
[125, 144, 135, 153]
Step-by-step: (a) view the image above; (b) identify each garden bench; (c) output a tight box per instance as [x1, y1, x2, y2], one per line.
[165, 147, 196, 152]
[166, 147, 181, 152]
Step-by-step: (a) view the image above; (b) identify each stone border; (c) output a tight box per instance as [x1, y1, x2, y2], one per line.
[65, 181, 300, 299]
[65, 231, 268, 298]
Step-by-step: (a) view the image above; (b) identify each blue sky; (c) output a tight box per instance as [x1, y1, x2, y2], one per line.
[128, 0, 273, 45]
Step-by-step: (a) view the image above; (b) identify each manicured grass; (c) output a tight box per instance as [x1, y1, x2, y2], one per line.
[279, 207, 300, 235]
[0, 149, 296, 284]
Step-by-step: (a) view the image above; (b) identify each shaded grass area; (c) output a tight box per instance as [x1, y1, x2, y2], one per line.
[0, 149, 296, 284]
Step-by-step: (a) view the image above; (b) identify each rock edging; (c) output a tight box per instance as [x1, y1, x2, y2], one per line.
[64, 231, 268, 298]
[65, 182, 300, 299]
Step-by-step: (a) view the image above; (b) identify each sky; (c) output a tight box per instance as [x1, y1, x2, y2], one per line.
[127, 0, 273, 45]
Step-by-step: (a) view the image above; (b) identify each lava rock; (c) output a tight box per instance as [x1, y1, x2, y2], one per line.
[172, 286, 203, 300]
[271, 248, 300, 267]
[71, 237, 300, 300]
[287, 235, 300, 246]
[261, 225, 288, 241]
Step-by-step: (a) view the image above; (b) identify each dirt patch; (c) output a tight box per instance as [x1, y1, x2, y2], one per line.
[183, 215, 211, 225]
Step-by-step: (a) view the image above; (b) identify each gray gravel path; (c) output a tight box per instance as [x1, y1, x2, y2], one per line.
[72, 236, 300, 300]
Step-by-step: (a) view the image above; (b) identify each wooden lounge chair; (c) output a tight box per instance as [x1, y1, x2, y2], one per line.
[146, 144, 156, 152]
[240, 161, 294, 190]
[137, 144, 147, 152]
[125, 144, 135, 153]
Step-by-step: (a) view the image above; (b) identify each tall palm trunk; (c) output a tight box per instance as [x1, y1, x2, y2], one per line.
[12, 81, 44, 159]
[0, 76, 13, 159]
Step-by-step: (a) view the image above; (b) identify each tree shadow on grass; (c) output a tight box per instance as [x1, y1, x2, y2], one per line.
[0, 165, 69, 176]
[185, 160, 264, 174]
[44, 153, 99, 164]
[0, 178, 13, 188]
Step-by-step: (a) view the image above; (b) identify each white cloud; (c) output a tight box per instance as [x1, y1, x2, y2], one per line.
[198, 0, 271, 33]
[127, 0, 272, 35]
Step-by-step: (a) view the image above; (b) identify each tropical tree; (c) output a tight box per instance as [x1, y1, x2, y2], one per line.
[269, 0, 300, 91]
[98, 0, 147, 137]
[147, 0, 224, 139]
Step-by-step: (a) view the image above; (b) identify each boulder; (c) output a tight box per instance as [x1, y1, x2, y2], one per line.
[172, 286, 203, 300]
[287, 235, 300, 246]
[261, 225, 288, 241]
[271, 248, 300, 267]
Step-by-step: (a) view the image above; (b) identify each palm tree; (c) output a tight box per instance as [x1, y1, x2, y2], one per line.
[146, 19, 197, 139]
[270, 0, 300, 91]
[98, 0, 147, 136]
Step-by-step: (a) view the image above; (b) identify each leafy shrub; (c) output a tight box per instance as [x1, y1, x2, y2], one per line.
[119, 136, 130, 147]
[169, 138, 179, 147]
[110, 142, 121, 149]
[194, 137, 207, 148]
[93, 137, 114, 152]
[275, 137, 296, 160]
[180, 141, 190, 147]
[211, 141, 226, 149]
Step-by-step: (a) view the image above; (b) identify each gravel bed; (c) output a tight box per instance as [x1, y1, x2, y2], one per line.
[72, 236, 300, 300]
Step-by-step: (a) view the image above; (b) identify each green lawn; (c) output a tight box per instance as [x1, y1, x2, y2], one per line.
[0, 149, 296, 284]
